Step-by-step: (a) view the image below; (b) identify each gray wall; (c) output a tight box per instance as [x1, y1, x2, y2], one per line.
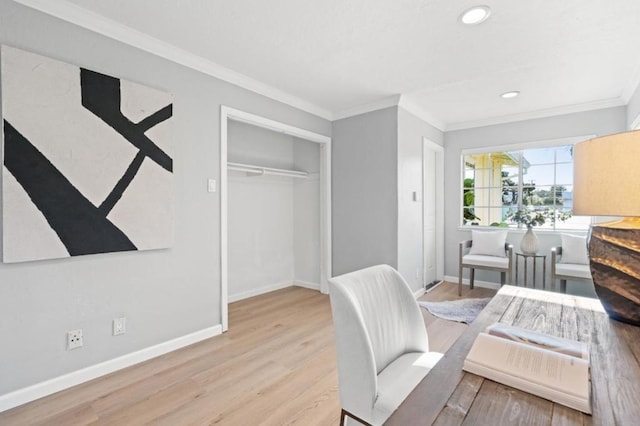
[331, 106, 443, 289]
[443, 106, 627, 295]
[397, 107, 443, 291]
[332, 107, 398, 276]
[0, 1, 330, 396]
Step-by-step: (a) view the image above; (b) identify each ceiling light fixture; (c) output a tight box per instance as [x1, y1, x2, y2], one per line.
[460, 5, 491, 25]
[500, 91, 520, 99]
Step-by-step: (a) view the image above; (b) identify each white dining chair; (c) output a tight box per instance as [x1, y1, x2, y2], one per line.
[328, 264, 442, 426]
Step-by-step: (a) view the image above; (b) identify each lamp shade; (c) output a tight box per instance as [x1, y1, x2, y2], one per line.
[573, 129, 640, 325]
[573, 129, 640, 217]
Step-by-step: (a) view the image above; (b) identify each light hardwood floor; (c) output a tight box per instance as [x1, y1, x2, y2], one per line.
[0, 282, 495, 425]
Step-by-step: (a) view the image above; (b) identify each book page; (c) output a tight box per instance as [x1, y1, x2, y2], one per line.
[465, 333, 590, 400]
[486, 323, 588, 360]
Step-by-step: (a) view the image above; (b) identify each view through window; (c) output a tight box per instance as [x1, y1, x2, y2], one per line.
[462, 145, 590, 230]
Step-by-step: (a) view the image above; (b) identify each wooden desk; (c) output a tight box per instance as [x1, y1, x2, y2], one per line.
[386, 285, 640, 425]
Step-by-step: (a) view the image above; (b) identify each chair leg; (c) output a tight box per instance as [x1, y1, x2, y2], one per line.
[459, 266, 463, 296]
[561, 279, 567, 294]
[501, 271, 506, 286]
[340, 409, 372, 426]
[469, 268, 475, 290]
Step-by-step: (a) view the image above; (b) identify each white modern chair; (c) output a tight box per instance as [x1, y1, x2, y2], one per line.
[328, 264, 442, 426]
[459, 230, 513, 296]
[551, 246, 592, 293]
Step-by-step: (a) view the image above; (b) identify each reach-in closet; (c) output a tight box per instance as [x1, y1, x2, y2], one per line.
[226, 120, 322, 302]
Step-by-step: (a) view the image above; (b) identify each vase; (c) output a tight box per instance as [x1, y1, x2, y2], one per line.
[588, 218, 640, 325]
[520, 227, 538, 255]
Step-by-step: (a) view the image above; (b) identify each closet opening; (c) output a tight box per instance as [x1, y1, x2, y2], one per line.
[220, 106, 331, 331]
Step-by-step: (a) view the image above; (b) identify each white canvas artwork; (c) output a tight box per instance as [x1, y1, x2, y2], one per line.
[1, 45, 174, 263]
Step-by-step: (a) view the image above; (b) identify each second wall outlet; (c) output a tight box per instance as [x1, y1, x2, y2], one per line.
[113, 317, 126, 336]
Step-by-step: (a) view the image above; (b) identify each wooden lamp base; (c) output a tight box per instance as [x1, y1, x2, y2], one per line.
[589, 217, 640, 325]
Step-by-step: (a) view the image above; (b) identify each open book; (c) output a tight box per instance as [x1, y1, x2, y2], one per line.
[463, 323, 591, 414]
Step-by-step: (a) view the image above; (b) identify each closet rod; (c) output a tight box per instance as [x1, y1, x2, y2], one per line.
[227, 162, 308, 179]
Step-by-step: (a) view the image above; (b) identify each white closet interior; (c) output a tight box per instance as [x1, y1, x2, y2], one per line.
[227, 120, 321, 302]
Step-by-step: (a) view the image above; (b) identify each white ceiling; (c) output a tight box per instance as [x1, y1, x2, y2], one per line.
[25, 0, 640, 129]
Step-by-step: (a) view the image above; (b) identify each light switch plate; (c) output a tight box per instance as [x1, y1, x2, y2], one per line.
[113, 317, 126, 336]
[207, 178, 217, 193]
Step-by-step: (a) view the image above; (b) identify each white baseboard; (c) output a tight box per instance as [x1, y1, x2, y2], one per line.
[424, 279, 445, 293]
[413, 287, 426, 299]
[228, 281, 293, 303]
[0, 325, 222, 413]
[293, 280, 320, 291]
[228, 280, 322, 303]
[444, 275, 501, 290]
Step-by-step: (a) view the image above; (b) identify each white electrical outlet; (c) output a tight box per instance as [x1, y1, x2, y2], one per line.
[113, 317, 126, 336]
[67, 329, 83, 350]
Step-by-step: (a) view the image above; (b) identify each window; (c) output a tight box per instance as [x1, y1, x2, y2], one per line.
[461, 143, 590, 230]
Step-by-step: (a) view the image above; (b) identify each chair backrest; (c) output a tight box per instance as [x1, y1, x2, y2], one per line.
[551, 246, 592, 281]
[460, 240, 513, 263]
[329, 265, 429, 417]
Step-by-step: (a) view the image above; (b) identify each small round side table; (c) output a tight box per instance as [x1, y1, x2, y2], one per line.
[515, 252, 547, 289]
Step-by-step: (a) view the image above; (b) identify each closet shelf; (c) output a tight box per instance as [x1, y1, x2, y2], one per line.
[227, 162, 308, 179]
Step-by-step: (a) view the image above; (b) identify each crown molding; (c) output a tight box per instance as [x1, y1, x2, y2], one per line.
[12, 0, 333, 121]
[332, 95, 402, 121]
[397, 96, 446, 131]
[446, 97, 627, 131]
[332, 95, 447, 133]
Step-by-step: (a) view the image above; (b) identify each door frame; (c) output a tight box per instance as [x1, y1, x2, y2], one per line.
[220, 106, 332, 331]
[632, 112, 640, 130]
[422, 137, 445, 286]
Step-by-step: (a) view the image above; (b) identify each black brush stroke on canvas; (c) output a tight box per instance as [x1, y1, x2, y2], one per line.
[3, 120, 137, 256]
[80, 69, 172, 172]
[80, 69, 173, 216]
[98, 151, 146, 216]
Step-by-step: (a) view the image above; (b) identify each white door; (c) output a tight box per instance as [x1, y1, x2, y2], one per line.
[423, 139, 444, 287]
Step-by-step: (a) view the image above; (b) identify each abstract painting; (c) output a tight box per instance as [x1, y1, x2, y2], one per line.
[1, 45, 173, 263]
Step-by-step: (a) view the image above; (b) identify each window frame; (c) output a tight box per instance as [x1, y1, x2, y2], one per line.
[459, 135, 595, 231]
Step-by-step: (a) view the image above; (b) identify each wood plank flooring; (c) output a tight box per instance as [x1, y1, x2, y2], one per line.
[0, 282, 495, 425]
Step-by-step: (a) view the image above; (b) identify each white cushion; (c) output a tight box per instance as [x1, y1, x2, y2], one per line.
[463, 254, 510, 269]
[468, 230, 508, 258]
[559, 234, 589, 265]
[372, 351, 443, 425]
[555, 263, 592, 280]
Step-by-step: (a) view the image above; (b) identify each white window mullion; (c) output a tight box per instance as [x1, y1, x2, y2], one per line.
[553, 149, 558, 230]
[517, 150, 524, 228]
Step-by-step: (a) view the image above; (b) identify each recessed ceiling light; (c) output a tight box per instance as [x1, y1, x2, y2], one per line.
[500, 91, 520, 99]
[460, 5, 491, 25]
